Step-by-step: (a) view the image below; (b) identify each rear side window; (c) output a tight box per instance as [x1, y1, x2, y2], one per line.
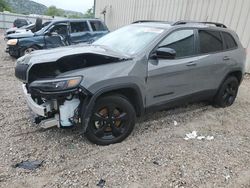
[89, 21, 106, 31]
[159, 29, 195, 58]
[199, 30, 223, 54]
[14, 19, 28, 27]
[222, 32, 238, 50]
[70, 22, 89, 33]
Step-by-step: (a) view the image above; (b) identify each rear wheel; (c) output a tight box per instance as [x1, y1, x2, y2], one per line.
[213, 76, 239, 107]
[85, 95, 136, 145]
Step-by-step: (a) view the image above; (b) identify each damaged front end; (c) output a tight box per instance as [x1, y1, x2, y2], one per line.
[22, 76, 89, 129]
[15, 45, 129, 129]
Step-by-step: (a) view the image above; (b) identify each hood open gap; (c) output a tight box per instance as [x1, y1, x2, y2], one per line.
[28, 53, 125, 83]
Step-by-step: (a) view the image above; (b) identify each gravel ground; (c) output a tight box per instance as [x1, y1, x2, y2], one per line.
[0, 32, 250, 188]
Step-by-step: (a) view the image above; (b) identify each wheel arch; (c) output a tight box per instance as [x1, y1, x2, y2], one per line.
[215, 69, 243, 96]
[226, 70, 243, 83]
[26, 44, 42, 50]
[81, 84, 145, 131]
[19, 43, 43, 57]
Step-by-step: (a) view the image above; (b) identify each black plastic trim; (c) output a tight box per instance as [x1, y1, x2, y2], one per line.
[146, 90, 217, 113]
[81, 84, 144, 132]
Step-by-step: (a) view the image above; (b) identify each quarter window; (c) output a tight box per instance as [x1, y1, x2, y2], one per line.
[222, 32, 237, 50]
[199, 30, 223, 54]
[89, 21, 106, 31]
[159, 29, 195, 58]
[70, 22, 89, 33]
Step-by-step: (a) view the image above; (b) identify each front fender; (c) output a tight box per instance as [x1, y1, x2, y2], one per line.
[80, 83, 144, 132]
[18, 36, 45, 49]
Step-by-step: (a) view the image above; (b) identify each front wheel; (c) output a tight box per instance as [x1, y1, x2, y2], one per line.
[85, 95, 136, 145]
[20, 46, 39, 57]
[213, 76, 239, 108]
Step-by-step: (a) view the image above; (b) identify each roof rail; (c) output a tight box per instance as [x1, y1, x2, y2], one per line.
[132, 20, 171, 24]
[172, 20, 227, 28]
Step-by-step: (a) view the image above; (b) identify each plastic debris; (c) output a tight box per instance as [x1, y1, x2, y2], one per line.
[197, 136, 206, 140]
[97, 179, 106, 188]
[184, 131, 214, 141]
[206, 136, 214, 141]
[225, 175, 230, 182]
[14, 160, 43, 170]
[184, 131, 197, 140]
[174, 121, 178, 126]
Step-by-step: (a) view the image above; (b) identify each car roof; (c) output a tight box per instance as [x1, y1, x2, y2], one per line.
[50, 18, 103, 24]
[132, 20, 230, 32]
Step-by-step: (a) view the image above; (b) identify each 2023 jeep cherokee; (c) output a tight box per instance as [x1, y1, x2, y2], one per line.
[15, 20, 246, 145]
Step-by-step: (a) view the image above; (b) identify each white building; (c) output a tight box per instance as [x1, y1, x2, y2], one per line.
[95, 0, 250, 72]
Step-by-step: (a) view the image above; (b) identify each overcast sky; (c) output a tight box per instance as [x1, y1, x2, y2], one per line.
[32, 0, 94, 13]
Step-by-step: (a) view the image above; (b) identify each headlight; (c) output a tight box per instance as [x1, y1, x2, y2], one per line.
[30, 76, 83, 92]
[7, 39, 18, 45]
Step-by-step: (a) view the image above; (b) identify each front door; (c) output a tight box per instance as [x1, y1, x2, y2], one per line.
[146, 29, 201, 107]
[44, 23, 69, 48]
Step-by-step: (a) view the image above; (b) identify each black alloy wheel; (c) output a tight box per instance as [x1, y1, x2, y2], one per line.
[214, 76, 239, 107]
[85, 95, 136, 145]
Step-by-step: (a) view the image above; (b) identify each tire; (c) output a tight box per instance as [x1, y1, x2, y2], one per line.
[213, 76, 239, 108]
[85, 95, 136, 145]
[20, 46, 39, 57]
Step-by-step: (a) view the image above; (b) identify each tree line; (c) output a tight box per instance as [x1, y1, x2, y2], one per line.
[0, 0, 94, 18]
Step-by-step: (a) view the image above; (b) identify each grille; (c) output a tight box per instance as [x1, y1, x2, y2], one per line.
[15, 64, 29, 82]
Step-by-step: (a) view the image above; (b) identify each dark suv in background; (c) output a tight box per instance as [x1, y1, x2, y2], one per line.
[6, 19, 109, 58]
[13, 18, 31, 28]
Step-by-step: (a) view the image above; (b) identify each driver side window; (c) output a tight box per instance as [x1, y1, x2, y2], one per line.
[159, 29, 195, 58]
[50, 24, 67, 35]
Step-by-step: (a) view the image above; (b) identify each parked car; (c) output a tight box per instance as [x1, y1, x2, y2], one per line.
[6, 19, 108, 58]
[15, 20, 246, 145]
[5, 21, 51, 37]
[5, 24, 35, 36]
[13, 18, 31, 28]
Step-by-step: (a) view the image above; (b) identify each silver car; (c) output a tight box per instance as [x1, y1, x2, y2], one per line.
[15, 20, 246, 145]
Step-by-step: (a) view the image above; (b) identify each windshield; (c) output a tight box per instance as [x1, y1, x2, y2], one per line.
[35, 22, 53, 35]
[93, 25, 164, 55]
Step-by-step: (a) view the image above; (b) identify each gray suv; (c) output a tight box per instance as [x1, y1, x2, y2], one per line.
[15, 20, 246, 145]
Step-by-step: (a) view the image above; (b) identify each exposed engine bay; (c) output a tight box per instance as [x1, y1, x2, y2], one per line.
[18, 52, 127, 129]
[28, 53, 124, 82]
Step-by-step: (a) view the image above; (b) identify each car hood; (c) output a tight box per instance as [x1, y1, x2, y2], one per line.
[21, 44, 131, 65]
[6, 27, 17, 32]
[7, 32, 34, 39]
[15, 29, 32, 34]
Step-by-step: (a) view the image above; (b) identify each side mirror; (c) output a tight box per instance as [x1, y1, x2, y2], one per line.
[154, 47, 176, 59]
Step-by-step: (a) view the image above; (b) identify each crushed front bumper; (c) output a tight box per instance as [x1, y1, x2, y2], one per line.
[6, 45, 20, 57]
[22, 84, 48, 117]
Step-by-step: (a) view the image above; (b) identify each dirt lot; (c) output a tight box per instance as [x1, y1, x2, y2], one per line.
[0, 32, 250, 188]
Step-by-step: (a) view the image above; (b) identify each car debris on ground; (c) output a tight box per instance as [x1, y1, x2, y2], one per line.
[13, 160, 43, 170]
[184, 131, 214, 141]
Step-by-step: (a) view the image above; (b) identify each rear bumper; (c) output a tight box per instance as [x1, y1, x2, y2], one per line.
[22, 84, 47, 117]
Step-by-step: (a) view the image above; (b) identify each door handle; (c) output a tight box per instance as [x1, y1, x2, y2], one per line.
[223, 56, 230, 61]
[186, 62, 197, 67]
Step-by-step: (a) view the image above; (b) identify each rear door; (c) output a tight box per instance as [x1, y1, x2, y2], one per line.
[69, 21, 91, 44]
[195, 29, 226, 91]
[88, 20, 109, 42]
